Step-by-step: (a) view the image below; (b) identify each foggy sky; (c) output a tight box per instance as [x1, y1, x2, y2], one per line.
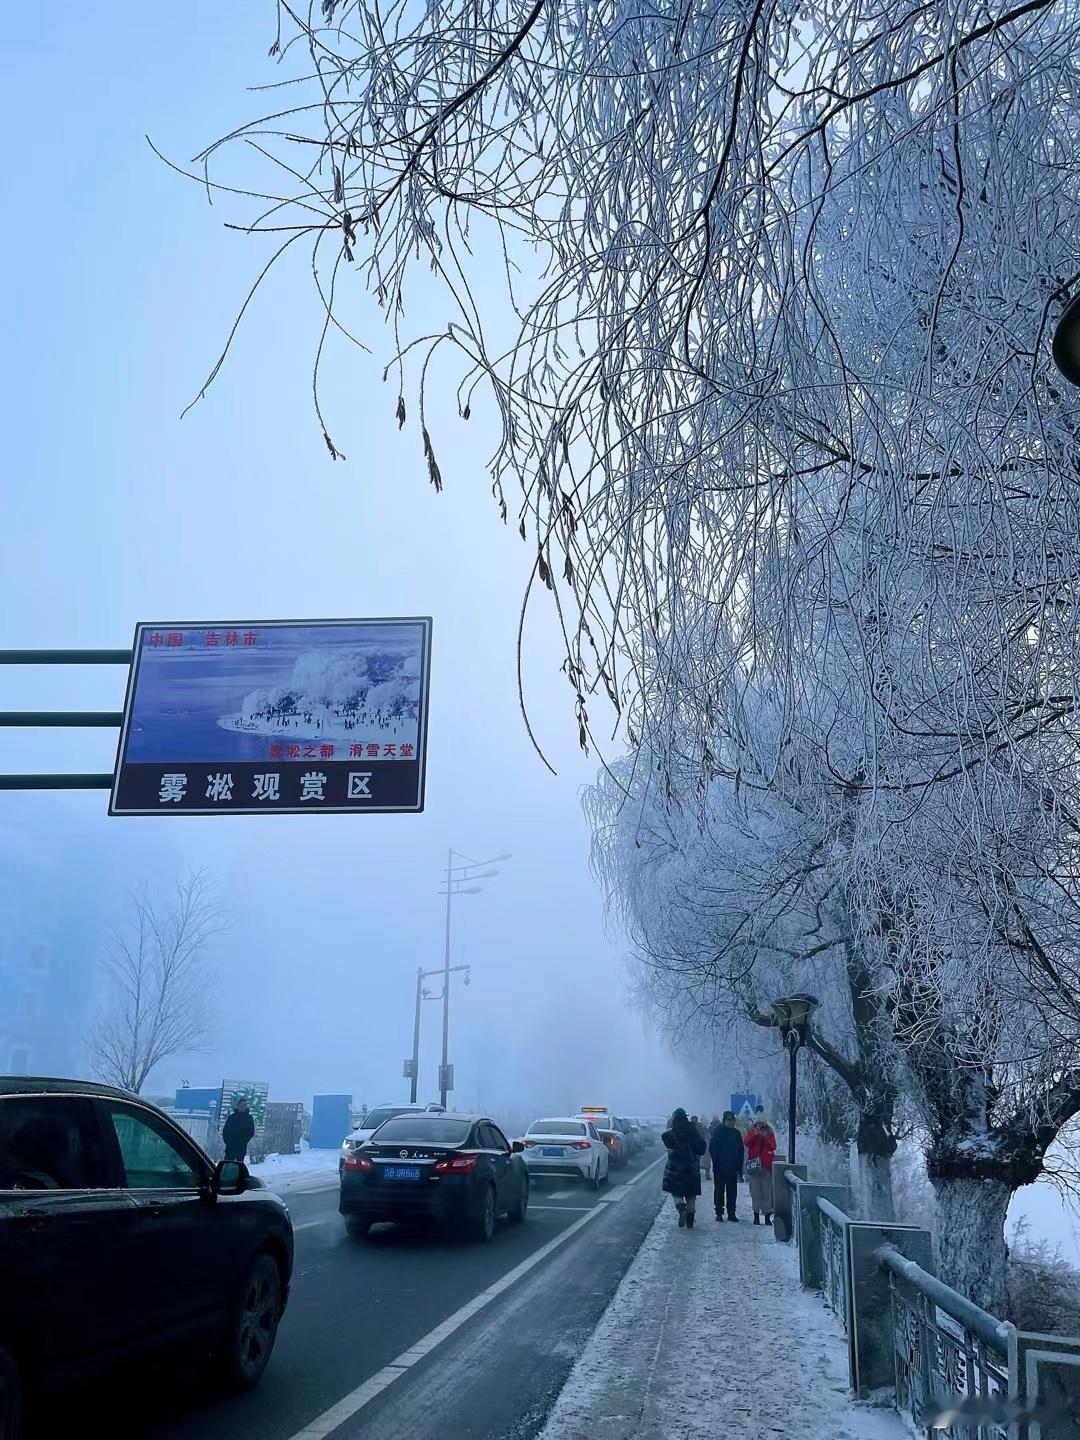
[0, 4, 703, 1123]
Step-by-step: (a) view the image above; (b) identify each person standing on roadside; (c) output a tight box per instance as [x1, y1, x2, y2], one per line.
[708, 1111, 745, 1221]
[662, 1108, 707, 1229]
[222, 1098, 255, 1163]
[745, 1116, 778, 1225]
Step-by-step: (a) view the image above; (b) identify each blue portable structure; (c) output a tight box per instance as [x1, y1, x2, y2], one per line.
[310, 1094, 353, 1149]
[175, 1086, 220, 1115]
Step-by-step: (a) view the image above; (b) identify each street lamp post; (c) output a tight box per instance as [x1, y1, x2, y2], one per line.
[406, 962, 470, 1103]
[770, 993, 820, 1164]
[436, 848, 509, 1108]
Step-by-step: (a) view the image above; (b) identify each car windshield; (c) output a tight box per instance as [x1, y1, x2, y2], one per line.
[358, 1107, 415, 1131]
[529, 1120, 586, 1136]
[373, 1116, 473, 1144]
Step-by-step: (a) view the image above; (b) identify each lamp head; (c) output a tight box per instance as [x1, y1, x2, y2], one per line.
[770, 992, 820, 1039]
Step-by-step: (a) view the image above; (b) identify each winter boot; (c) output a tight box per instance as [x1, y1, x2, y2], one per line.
[753, 1213, 760, 1224]
[677, 1203, 686, 1228]
[764, 1214, 773, 1226]
[715, 1212, 724, 1221]
[686, 1211, 695, 1229]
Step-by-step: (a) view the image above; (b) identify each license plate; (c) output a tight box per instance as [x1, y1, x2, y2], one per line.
[541, 1147, 564, 1157]
[383, 1165, 422, 1181]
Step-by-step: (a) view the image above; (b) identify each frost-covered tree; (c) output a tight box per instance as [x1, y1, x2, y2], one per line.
[586, 674, 906, 1219]
[179, 0, 1080, 762]
[178, 0, 1080, 1314]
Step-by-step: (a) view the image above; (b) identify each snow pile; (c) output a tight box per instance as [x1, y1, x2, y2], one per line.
[249, 1148, 340, 1193]
[540, 1197, 907, 1440]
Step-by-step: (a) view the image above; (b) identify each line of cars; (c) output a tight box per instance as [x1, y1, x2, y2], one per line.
[335, 1102, 656, 1240]
[518, 1108, 654, 1187]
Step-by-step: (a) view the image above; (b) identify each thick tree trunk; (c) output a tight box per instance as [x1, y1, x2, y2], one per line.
[854, 1109, 896, 1220]
[930, 1174, 1013, 1318]
[856, 1150, 895, 1220]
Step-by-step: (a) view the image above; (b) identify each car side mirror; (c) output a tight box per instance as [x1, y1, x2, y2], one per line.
[214, 1159, 247, 1196]
[512, 1140, 525, 1153]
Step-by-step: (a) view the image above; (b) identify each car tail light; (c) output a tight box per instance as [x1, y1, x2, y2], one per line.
[572, 1140, 592, 1151]
[523, 1139, 537, 1147]
[343, 1153, 374, 1172]
[433, 1153, 478, 1174]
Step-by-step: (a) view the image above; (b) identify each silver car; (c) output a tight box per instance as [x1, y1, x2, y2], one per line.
[521, 1117, 610, 1189]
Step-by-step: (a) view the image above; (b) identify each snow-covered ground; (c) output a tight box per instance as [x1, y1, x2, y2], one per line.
[540, 1197, 908, 1440]
[249, 1148, 341, 1193]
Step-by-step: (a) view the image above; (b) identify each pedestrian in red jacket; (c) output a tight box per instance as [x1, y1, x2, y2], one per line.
[745, 1118, 777, 1225]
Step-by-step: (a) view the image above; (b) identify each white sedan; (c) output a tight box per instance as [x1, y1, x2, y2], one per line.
[521, 1117, 610, 1189]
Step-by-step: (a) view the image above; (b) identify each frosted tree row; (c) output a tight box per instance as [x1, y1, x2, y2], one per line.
[186, 0, 1080, 1313]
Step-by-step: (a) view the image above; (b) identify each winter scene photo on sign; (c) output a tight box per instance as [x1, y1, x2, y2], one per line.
[110, 618, 431, 814]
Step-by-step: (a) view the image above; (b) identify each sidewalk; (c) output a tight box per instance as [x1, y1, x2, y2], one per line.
[539, 1192, 909, 1440]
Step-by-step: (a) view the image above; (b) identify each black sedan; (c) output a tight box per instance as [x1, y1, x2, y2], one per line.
[339, 1112, 528, 1242]
[0, 1077, 293, 1439]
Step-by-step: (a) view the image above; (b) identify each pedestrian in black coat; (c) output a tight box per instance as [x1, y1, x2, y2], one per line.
[708, 1112, 745, 1221]
[662, 1108, 707, 1228]
[222, 1099, 255, 1162]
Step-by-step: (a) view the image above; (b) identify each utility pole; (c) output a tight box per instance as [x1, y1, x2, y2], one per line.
[406, 961, 470, 1105]
[409, 966, 423, 1104]
[440, 848, 453, 1108]
[434, 847, 509, 1108]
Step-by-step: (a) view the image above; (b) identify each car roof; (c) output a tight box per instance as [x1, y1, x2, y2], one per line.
[361, 1105, 434, 1117]
[372, 1111, 487, 1123]
[533, 1116, 591, 1125]
[0, 1075, 134, 1102]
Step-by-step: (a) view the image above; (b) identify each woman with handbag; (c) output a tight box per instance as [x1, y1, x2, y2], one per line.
[744, 1116, 777, 1225]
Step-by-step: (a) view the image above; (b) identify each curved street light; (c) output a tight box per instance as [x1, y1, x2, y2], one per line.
[770, 993, 820, 1164]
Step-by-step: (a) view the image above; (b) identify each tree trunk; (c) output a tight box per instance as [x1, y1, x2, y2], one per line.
[856, 1150, 895, 1221]
[854, 1109, 896, 1220]
[930, 1174, 1012, 1318]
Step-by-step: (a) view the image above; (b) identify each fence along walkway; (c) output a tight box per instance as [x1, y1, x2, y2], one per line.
[777, 1163, 1080, 1440]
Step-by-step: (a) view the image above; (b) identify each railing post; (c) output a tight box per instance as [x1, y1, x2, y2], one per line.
[846, 1226, 932, 1396]
[772, 1162, 807, 1242]
[1014, 1331, 1080, 1439]
[794, 1183, 851, 1289]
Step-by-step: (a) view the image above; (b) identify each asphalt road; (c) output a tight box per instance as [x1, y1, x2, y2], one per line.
[49, 1150, 666, 1440]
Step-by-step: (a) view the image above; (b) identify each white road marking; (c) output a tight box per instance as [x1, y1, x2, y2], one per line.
[294, 1218, 331, 1231]
[284, 1158, 664, 1440]
[530, 1204, 593, 1212]
[623, 1156, 665, 1187]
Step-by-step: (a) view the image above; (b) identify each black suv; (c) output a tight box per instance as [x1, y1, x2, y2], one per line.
[0, 1077, 294, 1437]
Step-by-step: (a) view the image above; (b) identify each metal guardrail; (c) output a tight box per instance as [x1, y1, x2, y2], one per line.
[817, 1196, 850, 1334]
[879, 1249, 1013, 1440]
[783, 1171, 1080, 1437]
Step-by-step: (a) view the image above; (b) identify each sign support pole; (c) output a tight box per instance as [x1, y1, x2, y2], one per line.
[0, 650, 130, 791]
